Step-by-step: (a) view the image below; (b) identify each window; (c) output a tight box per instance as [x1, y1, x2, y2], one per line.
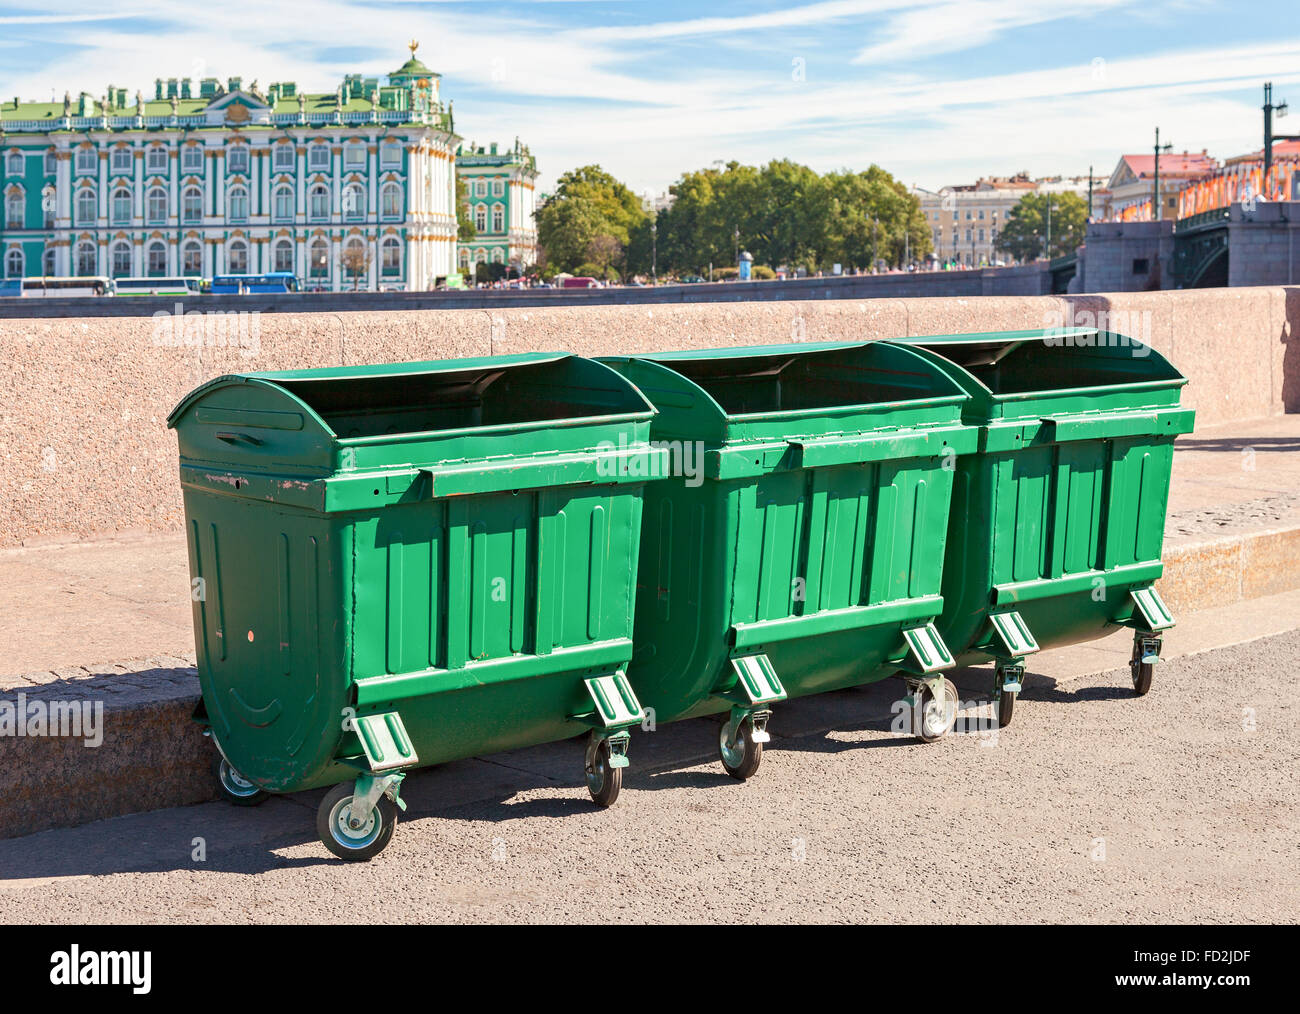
[111, 147, 132, 174]
[458, 248, 469, 267]
[380, 182, 401, 219]
[4, 190, 22, 230]
[43, 247, 55, 275]
[182, 241, 202, 276]
[43, 191, 54, 230]
[343, 182, 365, 220]
[182, 186, 202, 223]
[1132, 258, 1149, 276]
[273, 184, 294, 222]
[978, 209, 985, 220]
[75, 187, 96, 225]
[344, 143, 366, 169]
[474, 203, 487, 232]
[147, 241, 167, 277]
[474, 248, 487, 265]
[309, 237, 328, 277]
[111, 240, 132, 277]
[978, 228, 985, 242]
[490, 247, 504, 264]
[273, 144, 295, 170]
[227, 185, 248, 222]
[227, 145, 248, 174]
[146, 186, 167, 224]
[273, 238, 294, 273]
[965, 229, 972, 242]
[111, 186, 131, 224]
[491, 203, 504, 233]
[475, 180, 487, 198]
[380, 141, 401, 167]
[492, 179, 503, 197]
[75, 240, 96, 275]
[4, 248, 21, 278]
[380, 236, 400, 275]
[75, 148, 96, 174]
[5, 151, 23, 175]
[181, 146, 203, 172]
[228, 239, 248, 273]
[309, 183, 329, 221]
[146, 146, 167, 172]
[308, 143, 329, 170]
[44, 150, 56, 175]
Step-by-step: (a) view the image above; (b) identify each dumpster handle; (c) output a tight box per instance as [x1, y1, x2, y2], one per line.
[215, 431, 264, 447]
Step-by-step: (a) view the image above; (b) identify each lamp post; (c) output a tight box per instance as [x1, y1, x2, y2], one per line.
[650, 219, 657, 285]
[1264, 82, 1299, 183]
[1153, 127, 1172, 221]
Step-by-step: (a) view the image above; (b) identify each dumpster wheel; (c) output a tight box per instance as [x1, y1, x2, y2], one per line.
[317, 782, 398, 862]
[1130, 636, 1159, 697]
[213, 756, 269, 807]
[585, 736, 622, 808]
[913, 677, 959, 743]
[719, 716, 763, 781]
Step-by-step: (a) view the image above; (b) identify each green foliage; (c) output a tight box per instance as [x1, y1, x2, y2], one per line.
[995, 191, 1087, 262]
[456, 175, 476, 243]
[536, 165, 649, 278]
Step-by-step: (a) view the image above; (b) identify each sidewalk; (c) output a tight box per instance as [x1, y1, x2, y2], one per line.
[2, 414, 1299, 837]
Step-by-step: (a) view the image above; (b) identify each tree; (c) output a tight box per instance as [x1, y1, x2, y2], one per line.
[995, 191, 1087, 262]
[536, 165, 648, 278]
[456, 175, 476, 243]
[339, 241, 372, 291]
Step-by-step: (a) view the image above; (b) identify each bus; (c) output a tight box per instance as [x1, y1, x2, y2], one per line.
[113, 277, 203, 297]
[561, 276, 600, 289]
[6, 276, 115, 298]
[210, 272, 299, 294]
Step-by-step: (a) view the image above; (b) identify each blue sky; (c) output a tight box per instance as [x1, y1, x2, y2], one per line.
[2, 0, 1298, 198]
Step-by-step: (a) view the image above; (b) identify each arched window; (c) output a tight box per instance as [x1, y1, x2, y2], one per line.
[458, 248, 470, 267]
[273, 184, 294, 222]
[146, 186, 167, 224]
[75, 187, 96, 226]
[75, 240, 96, 276]
[473, 204, 487, 232]
[111, 240, 132, 277]
[42, 247, 55, 276]
[308, 237, 329, 278]
[380, 236, 400, 276]
[147, 240, 167, 277]
[226, 145, 249, 174]
[4, 189, 22, 230]
[228, 239, 248, 273]
[473, 248, 488, 265]
[380, 182, 402, 219]
[146, 146, 168, 172]
[182, 240, 202, 276]
[227, 185, 248, 222]
[111, 186, 132, 225]
[343, 182, 365, 220]
[182, 186, 202, 223]
[309, 183, 329, 221]
[4, 151, 23, 175]
[273, 238, 294, 273]
[490, 247, 504, 264]
[491, 203, 504, 233]
[4, 248, 22, 279]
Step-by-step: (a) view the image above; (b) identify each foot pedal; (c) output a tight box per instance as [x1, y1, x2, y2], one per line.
[1130, 586, 1175, 632]
[901, 623, 955, 674]
[990, 610, 1039, 657]
[726, 653, 787, 706]
[353, 711, 418, 773]
[578, 670, 645, 730]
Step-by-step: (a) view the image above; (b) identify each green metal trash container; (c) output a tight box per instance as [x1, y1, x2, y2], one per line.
[602, 341, 978, 780]
[891, 327, 1195, 727]
[168, 353, 664, 860]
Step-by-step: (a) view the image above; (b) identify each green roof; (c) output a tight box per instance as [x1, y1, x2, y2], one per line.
[391, 57, 438, 79]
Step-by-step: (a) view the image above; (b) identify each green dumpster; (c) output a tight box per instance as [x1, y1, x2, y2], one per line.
[168, 353, 664, 860]
[891, 327, 1195, 727]
[602, 341, 978, 780]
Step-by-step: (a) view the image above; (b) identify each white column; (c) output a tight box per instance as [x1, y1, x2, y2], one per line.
[296, 146, 306, 219]
[97, 147, 108, 219]
[133, 147, 143, 220]
[215, 152, 225, 216]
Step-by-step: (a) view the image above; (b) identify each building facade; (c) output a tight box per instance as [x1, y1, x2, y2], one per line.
[0, 45, 466, 291]
[1103, 151, 1218, 222]
[456, 139, 539, 277]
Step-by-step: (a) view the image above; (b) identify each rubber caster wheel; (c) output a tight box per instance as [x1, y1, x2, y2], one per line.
[1131, 654, 1154, 696]
[719, 718, 763, 781]
[214, 756, 269, 807]
[915, 677, 959, 743]
[586, 738, 622, 808]
[317, 782, 398, 862]
[997, 689, 1016, 728]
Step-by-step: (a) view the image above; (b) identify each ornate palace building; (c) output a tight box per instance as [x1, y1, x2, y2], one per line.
[456, 138, 539, 276]
[0, 44, 539, 291]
